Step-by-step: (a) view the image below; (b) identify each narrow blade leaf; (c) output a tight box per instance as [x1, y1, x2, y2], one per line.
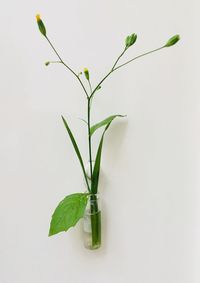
[49, 193, 88, 236]
[90, 115, 125, 136]
[61, 116, 90, 191]
[91, 123, 112, 194]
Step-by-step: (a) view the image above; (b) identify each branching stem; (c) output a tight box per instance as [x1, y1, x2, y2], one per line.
[45, 36, 89, 98]
[90, 46, 165, 99]
[115, 46, 164, 70]
[87, 96, 93, 182]
[44, 35, 165, 194]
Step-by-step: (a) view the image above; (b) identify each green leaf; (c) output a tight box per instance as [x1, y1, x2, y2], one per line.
[49, 193, 88, 236]
[61, 116, 90, 191]
[90, 115, 125, 136]
[91, 123, 111, 194]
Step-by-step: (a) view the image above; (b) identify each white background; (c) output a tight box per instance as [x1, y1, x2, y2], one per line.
[0, 1, 199, 282]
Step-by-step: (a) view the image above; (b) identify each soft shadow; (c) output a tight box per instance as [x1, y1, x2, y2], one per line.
[96, 119, 128, 254]
[104, 119, 128, 166]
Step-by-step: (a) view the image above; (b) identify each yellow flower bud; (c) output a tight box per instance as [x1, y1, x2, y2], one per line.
[36, 14, 41, 22]
[36, 14, 47, 37]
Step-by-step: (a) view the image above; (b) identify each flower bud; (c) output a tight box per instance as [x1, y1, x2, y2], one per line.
[125, 33, 137, 49]
[165, 34, 180, 47]
[84, 68, 90, 80]
[36, 14, 47, 37]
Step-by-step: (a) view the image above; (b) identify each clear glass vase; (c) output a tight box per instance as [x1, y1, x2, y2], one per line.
[83, 194, 101, 250]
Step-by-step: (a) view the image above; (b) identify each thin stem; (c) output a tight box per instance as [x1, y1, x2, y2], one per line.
[90, 70, 112, 99]
[88, 80, 93, 94]
[87, 97, 93, 181]
[90, 46, 165, 99]
[111, 47, 127, 71]
[88, 80, 94, 108]
[90, 48, 127, 99]
[45, 36, 89, 98]
[48, 61, 62, 64]
[78, 118, 88, 125]
[115, 46, 164, 71]
[45, 35, 91, 192]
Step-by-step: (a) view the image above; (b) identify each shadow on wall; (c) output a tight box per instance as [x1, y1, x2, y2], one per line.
[104, 119, 128, 169]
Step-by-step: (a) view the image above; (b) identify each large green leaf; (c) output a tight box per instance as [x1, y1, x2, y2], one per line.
[90, 115, 125, 136]
[61, 116, 90, 191]
[91, 123, 111, 194]
[49, 193, 88, 236]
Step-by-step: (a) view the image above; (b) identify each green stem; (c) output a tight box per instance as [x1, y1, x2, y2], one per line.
[90, 46, 165, 99]
[111, 47, 127, 71]
[45, 35, 91, 192]
[86, 78, 93, 182]
[87, 97, 93, 181]
[90, 70, 112, 99]
[45, 36, 89, 98]
[48, 61, 61, 64]
[88, 80, 93, 94]
[89, 194, 101, 249]
[114, 46, 164, 71]
[90, 48, 127, 99]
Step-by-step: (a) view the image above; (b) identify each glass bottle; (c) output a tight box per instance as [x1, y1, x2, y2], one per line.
[83, 194, 101, 250]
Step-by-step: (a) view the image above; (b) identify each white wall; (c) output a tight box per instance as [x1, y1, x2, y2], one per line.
[0, 0, 199, 282]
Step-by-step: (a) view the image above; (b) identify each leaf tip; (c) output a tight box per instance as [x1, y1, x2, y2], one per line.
[61, 115, 66, 123]
[48, 227, 54, 237]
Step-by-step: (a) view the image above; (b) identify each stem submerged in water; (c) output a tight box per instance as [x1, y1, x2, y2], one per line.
[86, 85, 101, 249]
[90, 194, 101, 248]
[83, 194, 101, 250]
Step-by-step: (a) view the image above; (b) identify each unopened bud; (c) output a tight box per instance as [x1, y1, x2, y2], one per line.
[84, 68, 90, 80]
[125, 33, 137, 49]
[165, 34, 180, 47]
[36, 14, 47, 37]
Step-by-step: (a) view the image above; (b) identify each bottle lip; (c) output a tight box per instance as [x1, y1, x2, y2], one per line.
[84, 191, 100, 197]
[85, 194, 101, 215]
[85, 193, 100, 204]
[88, 193, 100, 198]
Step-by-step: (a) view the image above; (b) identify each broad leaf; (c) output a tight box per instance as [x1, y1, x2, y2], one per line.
[91, 123, 111, 194]
[61, 116, 90, 191]
[49, 193, 88, 236]
[90, 115, 125, 136]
